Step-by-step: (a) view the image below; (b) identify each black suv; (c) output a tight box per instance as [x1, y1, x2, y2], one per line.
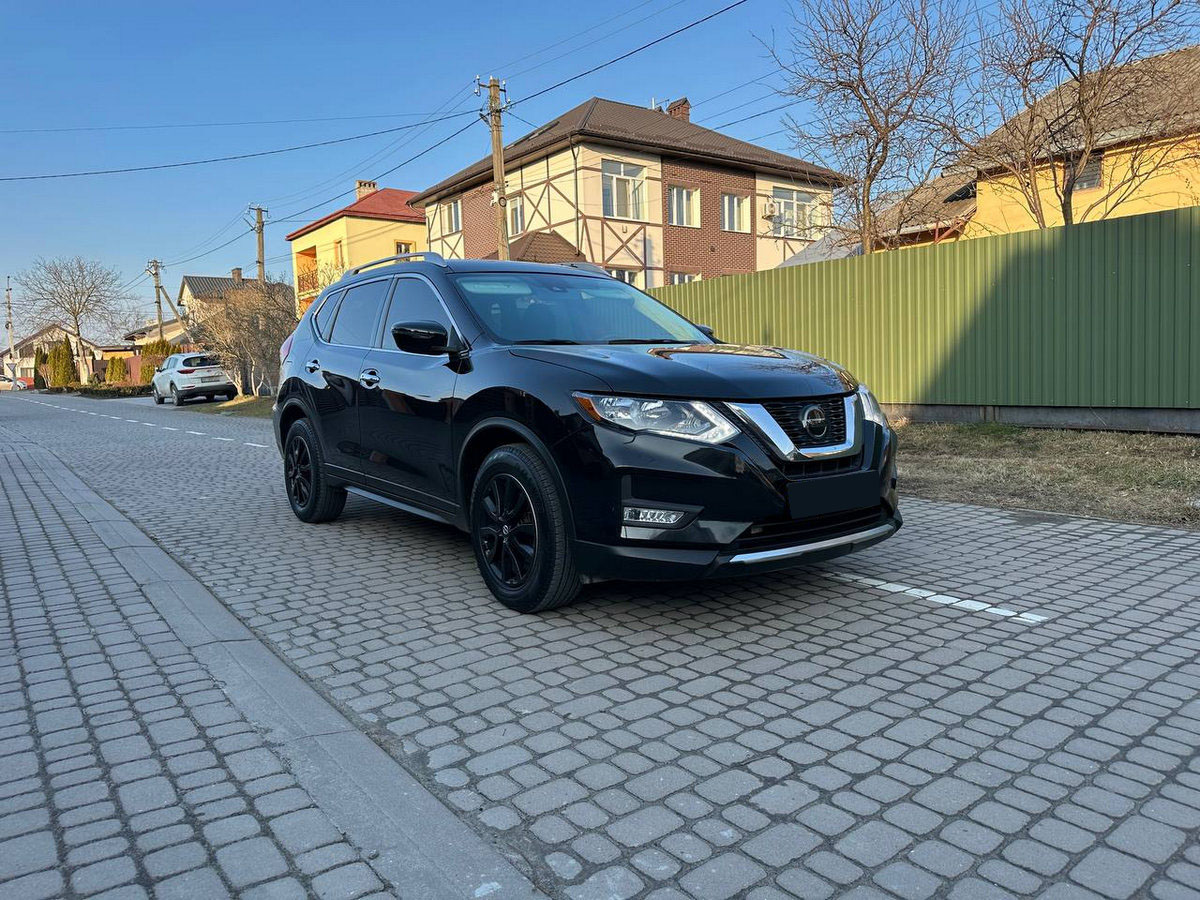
[274, 253, 900, 612]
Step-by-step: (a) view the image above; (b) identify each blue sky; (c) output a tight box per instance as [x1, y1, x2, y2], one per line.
[1, 0, 806, 330]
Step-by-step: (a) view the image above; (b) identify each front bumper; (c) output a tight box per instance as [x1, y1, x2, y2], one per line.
[553, 408, 901, 582]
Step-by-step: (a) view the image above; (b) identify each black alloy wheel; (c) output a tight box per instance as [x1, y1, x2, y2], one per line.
[285, 435, 313, 509]
[478, 473, 538, 588]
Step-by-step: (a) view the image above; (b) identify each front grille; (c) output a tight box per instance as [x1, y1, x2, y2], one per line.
[781, 450, 864, 479]
[761, 394, 849, 448]
[732, 505, 886, 553]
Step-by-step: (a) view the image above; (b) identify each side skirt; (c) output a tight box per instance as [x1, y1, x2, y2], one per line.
[345, 485, 466, 530]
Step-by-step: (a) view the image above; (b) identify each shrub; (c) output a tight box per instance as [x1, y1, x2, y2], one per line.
[74, 383, 151, 398]
[32, 348, 48, 388]
[105, 356, 128, 384]
[139, 337, 173, 383]
[47, 338, 75, 387]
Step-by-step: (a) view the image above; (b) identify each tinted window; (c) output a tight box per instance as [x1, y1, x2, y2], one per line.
[380, 278, 452, 348]
[329, 280, 391, 347]
[182, 355, 217, 367]
[450, 273, 708, 345]
[313, 289, 342, 341]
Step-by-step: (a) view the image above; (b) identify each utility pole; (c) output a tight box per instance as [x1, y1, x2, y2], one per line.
[4, 277, 15, 386]
[146, 260, 166, 341]
[478, 76, 510, 260]
[249, 206, 267, 282]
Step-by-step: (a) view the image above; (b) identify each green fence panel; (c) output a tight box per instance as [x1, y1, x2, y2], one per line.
[651, 206, 1200, 409]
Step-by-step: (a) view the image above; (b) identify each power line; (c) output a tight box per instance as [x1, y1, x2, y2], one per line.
[0, 110, 479, 136]
[513, 0, 752, 107]
[714, 100, 799, 129]
[166, 228, 255, 267]
[0, 110, 477, 182]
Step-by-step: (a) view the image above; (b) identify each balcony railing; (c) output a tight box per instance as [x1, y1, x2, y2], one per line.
[296, 270, 320, 295]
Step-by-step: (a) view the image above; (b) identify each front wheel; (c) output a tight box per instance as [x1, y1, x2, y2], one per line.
[284, 419, 345, 523]
[171, 385, 184, 407]
[470, 444, 579, 613]
[152, 384, 164, 405]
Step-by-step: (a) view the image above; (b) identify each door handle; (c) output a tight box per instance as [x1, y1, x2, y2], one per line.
[304, 358, 321, 374]
[358, 369, 381, 389]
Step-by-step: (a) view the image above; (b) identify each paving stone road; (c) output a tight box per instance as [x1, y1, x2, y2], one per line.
[3, 391, 1200, 899]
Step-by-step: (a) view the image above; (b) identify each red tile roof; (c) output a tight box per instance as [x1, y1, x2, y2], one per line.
[285, 188, 424, 241]
[483, 231, 587, 264]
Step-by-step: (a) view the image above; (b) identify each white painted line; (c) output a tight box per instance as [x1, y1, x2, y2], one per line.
[213, 437, 234, 442]
[141, 422, 156, 427]
[161, 426, 178, 431]
[186, 431, 206, 435]
[830, 572, 1053, 623]
[244, 442, 268, 448]
[125, 418, 139, 423]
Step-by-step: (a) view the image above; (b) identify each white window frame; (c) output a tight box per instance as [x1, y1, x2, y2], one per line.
[509, 195, 525, 236]
[667, 185, 699, 228]
[668, 272, 700, 285]
[441, 199, 462, 234]
[721, 193, 750, 233]
[771, 187, 815, 238]
[601, 160, 646, 221]
[394, 241, 413, 256]
[1072, 153, 1103, 192]
[605, 267, 643, 288]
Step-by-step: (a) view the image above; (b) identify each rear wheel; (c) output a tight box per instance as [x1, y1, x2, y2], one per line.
[225, 391, 237, 401]
[284, 419, 345, 523]
[470, 444, 579, 613]
[205, 393, 214, 401]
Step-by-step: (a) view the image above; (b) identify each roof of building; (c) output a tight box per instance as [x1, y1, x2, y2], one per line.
[778, 231, 863, 267]
[969, 44, 1200, 169]
[410, 97, 845, 206]
[874, 173, 978, 238]
[4, 323, 101, 356]
[123, 318, 183, 341]
[285, 188, 424, 242]
[483, 231, 588, 264]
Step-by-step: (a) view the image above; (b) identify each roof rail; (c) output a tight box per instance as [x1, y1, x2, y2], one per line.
[562, 261, 608, 275]
[348, 251, 447, 275]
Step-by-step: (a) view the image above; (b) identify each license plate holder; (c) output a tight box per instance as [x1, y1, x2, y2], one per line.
[787, 471, 880, 518]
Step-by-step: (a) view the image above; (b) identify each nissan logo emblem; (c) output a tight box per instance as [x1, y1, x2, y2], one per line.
[801, 404, 829, 439]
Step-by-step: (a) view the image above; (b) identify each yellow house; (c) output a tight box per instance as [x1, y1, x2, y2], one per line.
[410, 97, 844, 288]
[286, 180, 427, 315]
[882, 45, 1200, 249]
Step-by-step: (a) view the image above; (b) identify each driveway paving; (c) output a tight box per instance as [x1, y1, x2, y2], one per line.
[2, 391, 1199, 899]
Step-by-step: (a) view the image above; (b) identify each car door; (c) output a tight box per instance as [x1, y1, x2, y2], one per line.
[357, 274, 460, 510]
[306, 277, 394, 480]
[154, 356, 175, 393]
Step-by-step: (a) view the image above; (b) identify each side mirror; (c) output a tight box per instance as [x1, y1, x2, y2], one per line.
[155, 366, 163, 373]
[392, 321, 456, 355]
[697, 324, 716, 340]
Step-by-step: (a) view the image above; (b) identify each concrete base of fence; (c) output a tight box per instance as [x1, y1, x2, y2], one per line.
[883, 403, 1200, 435]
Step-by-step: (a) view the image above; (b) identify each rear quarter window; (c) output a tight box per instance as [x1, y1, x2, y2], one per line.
[312, 290, 343, 342]
[182, 355, 218, 367]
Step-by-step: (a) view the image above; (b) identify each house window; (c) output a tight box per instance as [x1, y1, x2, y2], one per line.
[333, 240, 344, 268]
[605, 267, 643, 288]
[441, 199, 462, 233]
[602, 160, 645, 220]
[667, 186, 699, 227]
[1072, 153, 1103, 191]
[771, 187, 816, 238]
[668, 273, 699, 285]
[509, 195, 525, 236]
[721, 194, 750, 232]
[394, 241, 413, 256]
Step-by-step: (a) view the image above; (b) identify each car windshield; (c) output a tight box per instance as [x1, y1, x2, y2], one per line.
[451, 272, 709, 345]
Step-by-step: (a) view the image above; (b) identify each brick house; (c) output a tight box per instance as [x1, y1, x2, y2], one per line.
[409, 97, 844, 288]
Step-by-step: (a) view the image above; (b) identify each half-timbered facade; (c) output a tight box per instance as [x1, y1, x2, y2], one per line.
[412, 98, 843, 287]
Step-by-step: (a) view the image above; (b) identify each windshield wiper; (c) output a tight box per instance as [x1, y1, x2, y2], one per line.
[605, 338, 694, 344]
[512, 339, 581, 345]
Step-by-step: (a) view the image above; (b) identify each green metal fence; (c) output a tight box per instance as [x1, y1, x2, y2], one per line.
[652, 206, 1200, 409]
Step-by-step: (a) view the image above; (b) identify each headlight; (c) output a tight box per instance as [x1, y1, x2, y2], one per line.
[574, 393, 739, 444]
[857, 384, 888, 427]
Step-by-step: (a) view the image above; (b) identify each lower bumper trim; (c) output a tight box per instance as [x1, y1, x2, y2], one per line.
[725, 522, 897, 565]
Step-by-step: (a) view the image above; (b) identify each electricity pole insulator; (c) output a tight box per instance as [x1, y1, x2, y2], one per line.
[485, 77, 511, 261]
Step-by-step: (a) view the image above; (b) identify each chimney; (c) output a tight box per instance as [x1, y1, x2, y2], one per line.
[356, 179, 379, 200]
[231, 267, 243, 284]
[666, 97, 690, 123]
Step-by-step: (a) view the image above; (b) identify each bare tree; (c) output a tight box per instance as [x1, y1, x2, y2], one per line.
[16, 257, 131, 381]
[194, 276, 297, 397]
[965, 0, 1200, 228]
[773, 0, 970, 252]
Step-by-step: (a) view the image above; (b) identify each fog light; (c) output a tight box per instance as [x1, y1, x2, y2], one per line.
[623, 507, 685, 526]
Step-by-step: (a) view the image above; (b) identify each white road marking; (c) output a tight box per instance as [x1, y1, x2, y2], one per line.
[830, 572, 1051, 623]
[244, 442, 268, 448]
[141, 422, 156, 427]
[186, 431, 206, 435]
[213, 437, 234, 442]
[161, 426, 178, 431]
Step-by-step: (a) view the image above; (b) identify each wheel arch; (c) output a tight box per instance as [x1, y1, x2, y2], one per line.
[458, 418, 577, 540]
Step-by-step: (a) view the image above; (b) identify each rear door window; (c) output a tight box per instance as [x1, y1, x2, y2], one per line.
[329, 279, 392, 348]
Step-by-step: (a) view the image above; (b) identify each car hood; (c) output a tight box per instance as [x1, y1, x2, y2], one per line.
[510, 342, 857, 400]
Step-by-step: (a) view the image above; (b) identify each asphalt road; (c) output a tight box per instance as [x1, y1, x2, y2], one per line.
[3, 391, 1200, 900]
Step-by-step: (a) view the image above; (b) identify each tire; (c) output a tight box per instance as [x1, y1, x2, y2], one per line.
[152, 384, 164, 405]
[469, 443, 579, 613]
[226, 391, 237, 401]
[171, 385, 184, 407]
[205, 394, 214, 401]
[283, 419, 345, 523]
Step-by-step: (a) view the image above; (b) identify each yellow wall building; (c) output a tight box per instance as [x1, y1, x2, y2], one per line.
[286, 180, 427, 314]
